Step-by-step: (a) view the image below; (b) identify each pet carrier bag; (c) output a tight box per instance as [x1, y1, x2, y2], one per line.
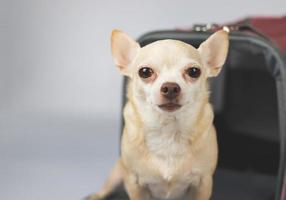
[105, 16, 286, 200]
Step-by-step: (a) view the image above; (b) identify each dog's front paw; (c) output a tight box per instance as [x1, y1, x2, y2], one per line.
[84, 194, 102, 200]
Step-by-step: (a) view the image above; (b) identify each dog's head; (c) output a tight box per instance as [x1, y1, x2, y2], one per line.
[111, 30, 229, 113]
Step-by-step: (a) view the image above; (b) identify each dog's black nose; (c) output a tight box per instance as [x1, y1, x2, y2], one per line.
[160, 82, 181, 100]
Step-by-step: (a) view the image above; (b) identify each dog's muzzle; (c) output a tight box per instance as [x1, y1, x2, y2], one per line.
[160, 82, 181, 100]
[159, 82, 181, 112]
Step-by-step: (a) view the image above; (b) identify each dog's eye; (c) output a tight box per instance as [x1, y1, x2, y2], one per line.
[138, 67, 154, 79]
[186, 67, 201, 78]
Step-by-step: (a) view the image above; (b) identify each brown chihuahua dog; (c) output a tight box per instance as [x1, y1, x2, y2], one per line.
[88, 29, 229, 200]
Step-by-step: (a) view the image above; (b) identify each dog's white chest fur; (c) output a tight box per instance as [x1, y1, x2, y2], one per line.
[148, 181, 189, 200]
[140, 155, 201, 200]
[146, 122, 188, 157]
[139, 115, 201, 199]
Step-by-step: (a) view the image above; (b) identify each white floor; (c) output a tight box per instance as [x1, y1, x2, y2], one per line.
[0, 111, 120, 200]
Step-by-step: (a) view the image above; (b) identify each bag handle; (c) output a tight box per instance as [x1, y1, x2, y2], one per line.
[192, 22, 270, 41]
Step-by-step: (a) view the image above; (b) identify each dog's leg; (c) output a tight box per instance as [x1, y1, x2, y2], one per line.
[188, 175, 213, 200]
[123, 172, 150, 200]
[87, 160, 123, 200]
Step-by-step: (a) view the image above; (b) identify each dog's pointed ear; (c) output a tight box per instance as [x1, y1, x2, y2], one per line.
[198, 30, 229, 77]
[111, 29, 140, 76]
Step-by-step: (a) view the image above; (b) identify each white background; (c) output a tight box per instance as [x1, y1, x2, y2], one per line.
[0, 0, 285, 199]
[1, 0, 285, 116]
